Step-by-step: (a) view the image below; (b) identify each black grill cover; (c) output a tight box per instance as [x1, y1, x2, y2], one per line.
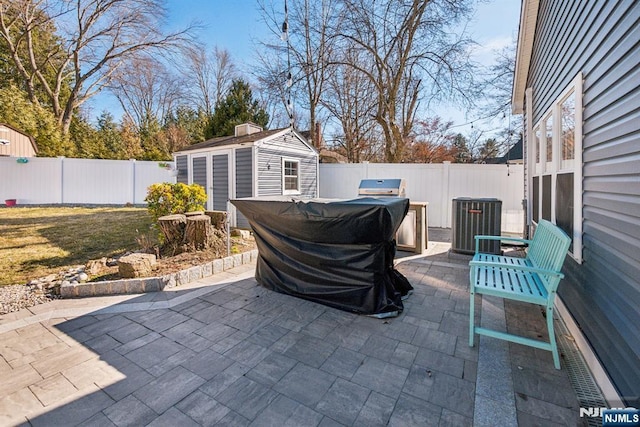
[231, 196, 413, 316]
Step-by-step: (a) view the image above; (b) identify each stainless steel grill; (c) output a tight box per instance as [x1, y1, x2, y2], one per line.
[357, 178, 427, 254]
[358, 179, 406, 197]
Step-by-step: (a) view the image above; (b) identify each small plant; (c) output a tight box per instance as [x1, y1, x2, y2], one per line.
[145, 183, 207, 222]
[135, 228, 158, 254]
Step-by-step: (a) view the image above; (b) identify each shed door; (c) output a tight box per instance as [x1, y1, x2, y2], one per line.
[191, 155, 208, 206]
[175, 155, 188, 184]
[212, 153, 229, 212]
[235, 147, 253, 229]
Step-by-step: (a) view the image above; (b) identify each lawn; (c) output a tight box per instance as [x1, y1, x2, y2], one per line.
[0, 206, 156, 286]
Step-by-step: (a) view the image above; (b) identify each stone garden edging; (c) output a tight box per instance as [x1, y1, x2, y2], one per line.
[60, 249, 259, 298]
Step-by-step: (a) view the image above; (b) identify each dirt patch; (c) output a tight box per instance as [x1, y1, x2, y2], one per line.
[90, 235, 257, 281]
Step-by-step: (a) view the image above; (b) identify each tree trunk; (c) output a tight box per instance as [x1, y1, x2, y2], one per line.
[157, 214, 187, 245]
[205, 210, 227, 231]
[184, 215, 212, 250]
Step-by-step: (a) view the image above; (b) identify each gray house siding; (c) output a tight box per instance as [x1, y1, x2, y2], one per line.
[176, 155, 188, 184]
[526, 0, 639, 405]
[257, 146, 317, 198]
[212, 154, 229, 211]
[235, 147, 253, 228]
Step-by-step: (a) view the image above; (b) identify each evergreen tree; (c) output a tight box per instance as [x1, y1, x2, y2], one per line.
[452, 134, 471, 163]
[70, 115, 100, 158]
[96, 112, 126, 159]
[479, 138, 500, 162]
[207, 79, 269, 137]
[0, 85, 70, 157]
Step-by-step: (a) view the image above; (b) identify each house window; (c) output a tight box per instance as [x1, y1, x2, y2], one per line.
[561, 91, 575, 170]
[545, 114, 553, 170]
[282, 159, 300, 194]
[528, 73, 583, 262]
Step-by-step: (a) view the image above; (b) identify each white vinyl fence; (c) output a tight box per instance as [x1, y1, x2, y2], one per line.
[1, 157, 524, 232]
[319, 162, 525, 232]
[0, 157, 176, 205]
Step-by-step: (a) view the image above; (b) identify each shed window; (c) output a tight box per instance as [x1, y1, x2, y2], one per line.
[528, 72, 583, 262]
[282, 159, 300, 194]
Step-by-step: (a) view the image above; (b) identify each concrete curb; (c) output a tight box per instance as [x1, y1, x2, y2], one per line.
[60, 249, 259, 298]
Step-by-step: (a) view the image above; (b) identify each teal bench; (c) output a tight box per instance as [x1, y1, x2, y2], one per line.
[468, 219, 571, 369]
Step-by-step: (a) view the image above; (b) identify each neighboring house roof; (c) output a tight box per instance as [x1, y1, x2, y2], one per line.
[174, 127, 317, 154]
[0, 122, 38, 154]
[512, 0, 540, 114]
[318, 149, 347, 163]
[485, 138, 523, 164]
[298, 129, 348, 163]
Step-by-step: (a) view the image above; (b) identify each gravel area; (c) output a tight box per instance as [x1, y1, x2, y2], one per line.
[0, 284, 58, 315]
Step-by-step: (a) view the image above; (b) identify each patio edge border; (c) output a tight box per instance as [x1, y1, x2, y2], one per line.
[60, 249, 259, 299]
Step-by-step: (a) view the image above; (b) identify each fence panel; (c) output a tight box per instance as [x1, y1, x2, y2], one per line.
[319, 162, 524, 231]
[0, 157, 62, 204]
[63, 158, 134, 204]
[0, 157, 175, 205]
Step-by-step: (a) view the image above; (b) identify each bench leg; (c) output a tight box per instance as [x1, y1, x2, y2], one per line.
[547, 307, 560, 369]
[469, 291, 475, 347]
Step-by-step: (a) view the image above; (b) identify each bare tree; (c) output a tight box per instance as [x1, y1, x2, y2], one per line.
[0, 0, 194, 134]
[478, 41, 522, 150]
[322, 48, 380, 162]
[405, 117, 456, 163]
[257, 0, 341, 142]
[110, 57, 184, 133]
[253, 48, 293, 129]
[184, 45, 237, 116]
[482, 42, 517, 119]
[335, 0, 475, 162]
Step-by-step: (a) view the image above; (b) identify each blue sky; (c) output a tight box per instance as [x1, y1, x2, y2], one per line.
[88, 0, 521, 131]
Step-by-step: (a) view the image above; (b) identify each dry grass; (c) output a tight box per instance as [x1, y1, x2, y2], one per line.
[0, 206, 156, 286]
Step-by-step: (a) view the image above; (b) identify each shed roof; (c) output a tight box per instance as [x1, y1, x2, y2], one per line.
[177, 128, 287, 153]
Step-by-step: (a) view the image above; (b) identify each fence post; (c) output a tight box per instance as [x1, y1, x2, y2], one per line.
[58, 156, 65, 204]
[130, 159, 136, 205]
[441, 161, 451, 228]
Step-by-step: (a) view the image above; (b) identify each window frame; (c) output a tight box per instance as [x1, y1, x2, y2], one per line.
[528, 72, 583, 263]
[281, 158, 301, 195]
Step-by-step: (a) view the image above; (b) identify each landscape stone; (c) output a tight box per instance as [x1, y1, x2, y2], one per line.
[213, 259, 224, 274]
[85, 258, 108, 275]
[118, 253, 157, 279]
[231, 229, 251, 239]
[223, 256, 234, 270]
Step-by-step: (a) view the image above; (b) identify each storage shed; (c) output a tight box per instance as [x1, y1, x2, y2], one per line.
[0, 123, 37, 157]
[173, 123, 319, 227]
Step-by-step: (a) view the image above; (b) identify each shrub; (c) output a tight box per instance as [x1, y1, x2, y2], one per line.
[145, 183, 207, 222]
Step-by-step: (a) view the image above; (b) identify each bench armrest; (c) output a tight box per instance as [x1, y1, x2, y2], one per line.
[474, 235, 532, 253]
[469, 259, 565, 279]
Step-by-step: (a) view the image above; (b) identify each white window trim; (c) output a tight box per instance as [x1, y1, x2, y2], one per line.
[528, 72, 583, 263]
[281, 158, 301, 195]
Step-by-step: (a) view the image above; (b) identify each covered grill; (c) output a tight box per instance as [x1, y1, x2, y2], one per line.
[231, 196, 413, 317]
[358, 179, 406, 197]
[357, 178, 427, 254]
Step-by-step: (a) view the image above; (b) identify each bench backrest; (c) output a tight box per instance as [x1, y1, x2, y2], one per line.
[527, 219, 572, 293]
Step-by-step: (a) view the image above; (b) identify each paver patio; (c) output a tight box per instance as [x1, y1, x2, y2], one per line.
[0, 232, 586, 426]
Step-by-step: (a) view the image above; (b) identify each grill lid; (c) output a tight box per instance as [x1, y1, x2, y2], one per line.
[358, 179, 406, 197]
